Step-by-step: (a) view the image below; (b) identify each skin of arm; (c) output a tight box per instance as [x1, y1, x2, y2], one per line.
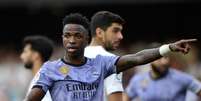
[116, 48, 161, 72]
[116, 39, 197, 73]
[123, 94, 132, 101]
[24, 87, 45, 101]
[107, 92, 123, 101]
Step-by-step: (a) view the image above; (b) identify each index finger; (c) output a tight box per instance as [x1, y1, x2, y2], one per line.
[182, 39, 197, 43]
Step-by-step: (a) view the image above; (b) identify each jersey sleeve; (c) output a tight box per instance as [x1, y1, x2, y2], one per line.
[104, 73, 124, 95]
[126, 76, 138, 99]
[32, 61, 54, 93]
[187, 76, 201, 94]
[97, 55, 120, 78]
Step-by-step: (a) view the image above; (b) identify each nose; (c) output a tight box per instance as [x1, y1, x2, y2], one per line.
[20, 53, 24, 60]
[69, 36, 76, 44]
[118, 32, 123, 40]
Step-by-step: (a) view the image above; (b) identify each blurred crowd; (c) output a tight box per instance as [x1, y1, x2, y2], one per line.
[0, 41, 200, 101]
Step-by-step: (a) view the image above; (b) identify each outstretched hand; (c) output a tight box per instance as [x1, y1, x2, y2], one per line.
[169, 39, 197, 54]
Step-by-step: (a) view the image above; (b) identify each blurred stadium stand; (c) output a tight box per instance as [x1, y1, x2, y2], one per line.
[0, 3, 201, 48]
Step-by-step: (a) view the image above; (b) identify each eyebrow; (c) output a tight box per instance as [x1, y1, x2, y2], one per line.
[63, 24, 89, 37]
[63, 31, 82, 34]
[113, 27, 122, 30]
[64, 24, 87, 33]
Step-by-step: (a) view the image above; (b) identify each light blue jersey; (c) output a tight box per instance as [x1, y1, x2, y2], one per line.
[33, 55, 119, 101]
[126, 68, 201, 101]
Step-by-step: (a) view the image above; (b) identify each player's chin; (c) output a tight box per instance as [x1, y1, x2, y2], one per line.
[113, 44, 120, 50]
[67, 49, 80, 56]
[66, 50, 78, 55]
[108, 46, 117, 51]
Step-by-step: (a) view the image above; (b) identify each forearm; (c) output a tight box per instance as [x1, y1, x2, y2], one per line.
[116, 48, 162, 72]
[115, 38, 196, 72]
[25, 87, 45, 101]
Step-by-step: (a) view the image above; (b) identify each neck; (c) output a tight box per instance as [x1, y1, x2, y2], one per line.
[90, 37, 104, 46]
[150, 69, 161, 79]
[150, 67, 168, 80]
[32, 60, 43, 76]
[64, 52, 85, 65]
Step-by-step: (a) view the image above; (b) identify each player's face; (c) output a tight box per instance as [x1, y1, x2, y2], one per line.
[20, 44, 34, 69]
[151, 57, 170, 74]
[102, 23, 123, 51]
[62, 24, 88, 57]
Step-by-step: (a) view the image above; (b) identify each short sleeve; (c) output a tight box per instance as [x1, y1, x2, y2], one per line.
[126, 76, 138, 99]
[187, 77, 201, 94]
[96, 55, 120, 78]
[104, 73, 124, 95]
[32, 62, 54, 93]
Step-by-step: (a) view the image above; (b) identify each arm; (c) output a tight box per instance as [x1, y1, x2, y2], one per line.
[188, 79, 201, 98]
[25, 87, 45, 101]
[187, 78, 201, 97]
[123, 94, 132, 101]
[116, 48, 161, 72]
[107, 92, 123, 101]
[116, 39, 197, 73]
[24, 62, 54, 101]
[183, 72, 201, 97]
[105, 73, 124, 101]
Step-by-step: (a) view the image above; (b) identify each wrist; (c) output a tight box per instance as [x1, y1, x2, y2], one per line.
[159, 44, 172, 56]
[168, 44, 175, 52]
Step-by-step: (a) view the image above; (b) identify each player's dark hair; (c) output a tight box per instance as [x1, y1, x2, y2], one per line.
[23, 35, 54, 62]
[91, 11, 125, 37]
[62, 13, 91, 43]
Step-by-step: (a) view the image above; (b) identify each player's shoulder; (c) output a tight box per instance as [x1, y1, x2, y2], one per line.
[130, 72, 149, 83]
[41, 59, 63, 70]
[169, 68, 193, 82]
[170, 68, 192, 78]
[85, 46, 115, 56]
[94, 54, 119, 61]
[86, 55, 118, 66]
[105, 73, 123, 82]
[86, 55, 103, 62]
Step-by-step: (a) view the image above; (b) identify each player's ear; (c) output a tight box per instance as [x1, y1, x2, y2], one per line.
[96, 27, 104, 38]
[32, 51, 41, 61]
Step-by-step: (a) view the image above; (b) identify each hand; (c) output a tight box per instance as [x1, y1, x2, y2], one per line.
[169, 39, 197, 54]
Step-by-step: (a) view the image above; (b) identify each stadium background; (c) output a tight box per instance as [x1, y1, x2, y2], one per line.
[0, 0, 201, 100]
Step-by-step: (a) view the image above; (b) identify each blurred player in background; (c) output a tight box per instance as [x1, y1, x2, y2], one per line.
[85, 11, 124, 101]
[25, 13, 196, 101]
[0, 90, 9, 101]
[125, 56, 201, 101]
[20, 35, 54, 101]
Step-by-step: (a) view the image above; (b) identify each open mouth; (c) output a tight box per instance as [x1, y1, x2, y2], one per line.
[67, 47, 78, 52]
